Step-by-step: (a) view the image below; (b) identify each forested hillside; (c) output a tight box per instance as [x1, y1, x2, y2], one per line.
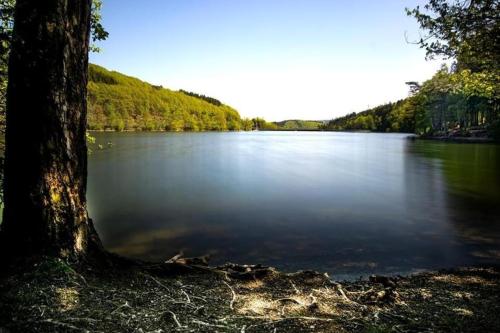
[322, 96, 419, 133]
[87, 64, 253, 131]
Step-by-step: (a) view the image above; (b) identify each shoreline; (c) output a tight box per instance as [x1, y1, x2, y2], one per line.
[1, 255, 499, 332]
[414, 135, 497, 144]
[88, 129, 499, 143]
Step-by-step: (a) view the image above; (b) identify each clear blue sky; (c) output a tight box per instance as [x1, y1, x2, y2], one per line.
[90, 0, 442, 121]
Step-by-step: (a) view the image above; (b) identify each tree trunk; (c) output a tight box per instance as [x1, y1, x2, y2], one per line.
[0, 0, 102, 259]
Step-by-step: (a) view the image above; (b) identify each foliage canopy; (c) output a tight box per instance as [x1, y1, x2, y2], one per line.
[406, 0, 499, 72]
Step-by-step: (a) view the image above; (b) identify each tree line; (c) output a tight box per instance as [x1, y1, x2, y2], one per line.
[275, 120, 323, 130]
[179, 90, 223, 107]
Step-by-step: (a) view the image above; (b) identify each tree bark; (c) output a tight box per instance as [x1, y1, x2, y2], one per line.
[0, 0, 102, 259]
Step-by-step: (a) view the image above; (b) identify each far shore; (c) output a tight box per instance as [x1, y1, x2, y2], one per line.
[415, 135, 497, 144]
[87, 129, 499, 143]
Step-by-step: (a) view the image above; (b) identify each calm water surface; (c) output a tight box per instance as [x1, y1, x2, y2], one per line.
[88, 132, 500, 279]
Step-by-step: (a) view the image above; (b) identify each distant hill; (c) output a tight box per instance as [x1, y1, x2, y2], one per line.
[87, 64, 252, 131]
[274, 120, 324, 130]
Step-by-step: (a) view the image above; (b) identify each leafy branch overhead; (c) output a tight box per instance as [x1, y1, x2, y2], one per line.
[406, 0, 499, 72]
[90, 0, 109, 52]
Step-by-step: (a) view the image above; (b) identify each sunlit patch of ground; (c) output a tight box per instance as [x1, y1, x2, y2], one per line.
[55, 287, 79, 311]
[431, 273, 497, 286]
[237, 293, 277, 316]
[418, 288, 433, 300]
[453, 308, 474, 316]
[240, 279, 264, 290]
[451, 291, 473, 300]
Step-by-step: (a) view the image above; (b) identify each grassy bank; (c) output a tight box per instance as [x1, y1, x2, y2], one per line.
[0, 256, 499, 332]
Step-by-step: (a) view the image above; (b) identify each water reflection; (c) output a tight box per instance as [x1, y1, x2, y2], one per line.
[410, 142, 500, 267]
[88, 132, 500, 279]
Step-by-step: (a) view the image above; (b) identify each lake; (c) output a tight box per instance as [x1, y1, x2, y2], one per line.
[88, 132, 500, 279]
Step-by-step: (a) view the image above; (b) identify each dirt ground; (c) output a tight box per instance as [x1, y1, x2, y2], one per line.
[0, 256, 499, 332]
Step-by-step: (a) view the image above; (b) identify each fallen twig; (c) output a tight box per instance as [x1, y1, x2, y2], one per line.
[279, 315, 336, 322]
[181, 289, 191, 303]
[233, 315, 335, 322]
[166, 252, 184, 263]
[223, 281, 237, 310]
[167, 310, 183, 328]
[192, 319, 231, 329]
[193, 305, 205, 315]
[111, 301, 131, 314]
[191, 295, 207, 302]
[289, 280, 301, 294]
[142, 273, 170, 291]
[66, 317, 98, 324]
[40, 319, 84, 332]
[308, 293, 319, 311]
[335, 284, 351, 302]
